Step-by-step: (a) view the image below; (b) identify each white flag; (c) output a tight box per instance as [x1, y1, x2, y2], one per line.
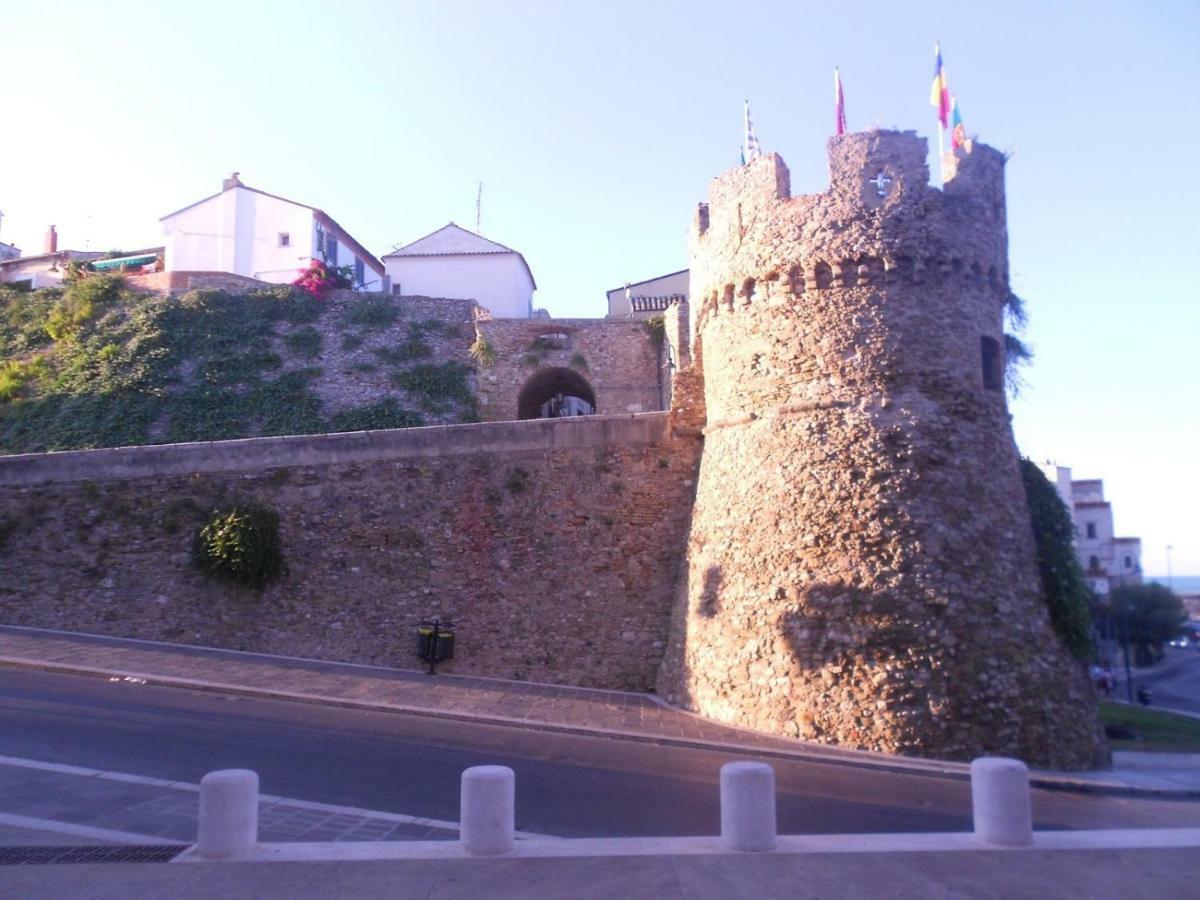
[744, 100, 761, 163]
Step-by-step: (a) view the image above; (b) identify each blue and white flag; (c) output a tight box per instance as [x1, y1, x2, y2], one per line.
[744, 100, 761, 163]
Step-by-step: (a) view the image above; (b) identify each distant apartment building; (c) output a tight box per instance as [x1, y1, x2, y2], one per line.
[1039, 464, 1142, 596]
[606, 269, 688, 319]
[161, 174, 384, 289]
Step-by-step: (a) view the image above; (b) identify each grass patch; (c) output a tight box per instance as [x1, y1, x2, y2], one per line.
[283, 326, 322, 359]
[1099, 700, 1200, 752]
[0, 357, 49, 403]
[391, 361, 474, 412]
[328, 399, 423, 432]
[343, 296, 397, 330]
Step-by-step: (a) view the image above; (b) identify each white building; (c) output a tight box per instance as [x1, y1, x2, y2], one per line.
[606, 269, 688, 319]
[160, 175, 384, 288]
[1039, 464, 1143, 596]
[382, 223, 536, 319]
[0, 226, 128, 289]
[0, 211, 18, 261]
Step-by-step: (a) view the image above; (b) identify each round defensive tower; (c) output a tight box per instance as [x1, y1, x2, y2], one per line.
[657, 131, 1106, 769]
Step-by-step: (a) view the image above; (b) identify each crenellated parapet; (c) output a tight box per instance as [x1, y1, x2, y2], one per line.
[690, 132, 1010, 342]
[681, 132, 1021, 429]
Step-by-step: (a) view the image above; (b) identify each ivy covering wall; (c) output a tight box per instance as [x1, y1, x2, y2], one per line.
[0, 278, 478, 453]
[1019, 458, 1095, 660]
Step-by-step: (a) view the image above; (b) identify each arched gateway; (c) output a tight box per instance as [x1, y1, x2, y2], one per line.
[517, 367, 596, 419]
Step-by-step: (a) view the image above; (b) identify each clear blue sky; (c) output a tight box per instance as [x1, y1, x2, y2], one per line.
[3, 1, 1197, 574]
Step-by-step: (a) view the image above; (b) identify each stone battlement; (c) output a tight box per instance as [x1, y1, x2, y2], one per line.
[691, 132, 1010, 342]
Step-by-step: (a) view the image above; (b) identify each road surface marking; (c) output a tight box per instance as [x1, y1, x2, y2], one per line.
[0, 812, 166, 845]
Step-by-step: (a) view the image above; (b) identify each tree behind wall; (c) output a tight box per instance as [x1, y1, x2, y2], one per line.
[1108, 583, 1188, 666]
[1019, 459, 1095, 660]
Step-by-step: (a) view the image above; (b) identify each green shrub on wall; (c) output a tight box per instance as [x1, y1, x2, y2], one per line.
[469, 334, 496, 367]
[328, 399, 423, 432]
[192, 504, 284, 589]
[44, 275, 123, 341]
[1019, 459, 1095, 660]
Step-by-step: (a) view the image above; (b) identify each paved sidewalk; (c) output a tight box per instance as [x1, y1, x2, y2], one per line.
[0, 755, 460, 846]
[2, 625, 1199, 796]
[3, 847, 1199, 899]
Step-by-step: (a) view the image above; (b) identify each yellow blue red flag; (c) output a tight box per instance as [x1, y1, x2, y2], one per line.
[930, 43, 950, 128]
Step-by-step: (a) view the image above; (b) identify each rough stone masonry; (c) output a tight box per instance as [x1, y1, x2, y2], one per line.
[656, 130, 1107, 769]
[0, 129, 1108, 770]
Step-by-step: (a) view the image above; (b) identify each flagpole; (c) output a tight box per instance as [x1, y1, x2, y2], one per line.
[934, 41, 945, 180]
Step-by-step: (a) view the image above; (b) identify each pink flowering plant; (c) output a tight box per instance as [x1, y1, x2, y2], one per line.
[292, 260, 354, 298]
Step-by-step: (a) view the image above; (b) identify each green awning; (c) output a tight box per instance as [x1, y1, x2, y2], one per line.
[90, 254, 158, 271]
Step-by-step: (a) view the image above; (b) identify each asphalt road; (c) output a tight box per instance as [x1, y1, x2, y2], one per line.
[0, 669, 1196, 837]
[1118, 646, 1200, 714]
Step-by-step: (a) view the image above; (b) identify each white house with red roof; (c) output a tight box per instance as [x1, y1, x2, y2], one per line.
[382, 223, 536, 318]
[160, 174, 384, 289]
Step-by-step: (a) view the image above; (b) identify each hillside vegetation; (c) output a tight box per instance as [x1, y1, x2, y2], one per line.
[0, 277, 478, 454]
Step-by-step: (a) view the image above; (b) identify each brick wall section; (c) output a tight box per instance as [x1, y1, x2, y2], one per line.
[656, 132, 1107, 769]
[474, 318, 661, 421]
[0, 414, 700, 689]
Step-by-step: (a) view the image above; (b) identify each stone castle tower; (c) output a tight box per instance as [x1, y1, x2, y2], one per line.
[657, 130, 1107, 769]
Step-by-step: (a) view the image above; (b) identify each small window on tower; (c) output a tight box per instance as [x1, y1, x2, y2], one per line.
[1124, 555, 1133, 569]
[278, 233, 290, 248]
[980, 336, 1002, 391]
[1086, 522, 1097, 539]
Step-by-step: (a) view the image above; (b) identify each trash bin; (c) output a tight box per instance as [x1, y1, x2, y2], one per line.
[416, 625, 435, 659]
[435, 626, 455, 661]
[416, 619, 456, 673]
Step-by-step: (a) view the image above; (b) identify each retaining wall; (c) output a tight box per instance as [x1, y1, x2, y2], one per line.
[0, 414, 700, 688]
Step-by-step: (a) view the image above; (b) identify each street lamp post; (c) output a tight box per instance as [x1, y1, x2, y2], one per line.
[1167, 544, 1173, 591]
[1120, 602, 1135, 704]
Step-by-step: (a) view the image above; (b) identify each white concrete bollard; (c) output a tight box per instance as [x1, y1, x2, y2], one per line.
[197, 769, 259, 859]
[720, 761, 777, 851]
[970, 757, 1033, 847]
[460, 765, 515, 856]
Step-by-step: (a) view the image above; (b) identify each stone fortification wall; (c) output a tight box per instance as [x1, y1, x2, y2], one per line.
[0, 414, 699, 689]
[474, 318, 661, 421]
[299, 293, 478, 420]
[657, 132, 1106, 769]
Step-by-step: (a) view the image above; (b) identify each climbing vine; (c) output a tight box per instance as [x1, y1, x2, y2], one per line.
[1020, 458, 1095, 660]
